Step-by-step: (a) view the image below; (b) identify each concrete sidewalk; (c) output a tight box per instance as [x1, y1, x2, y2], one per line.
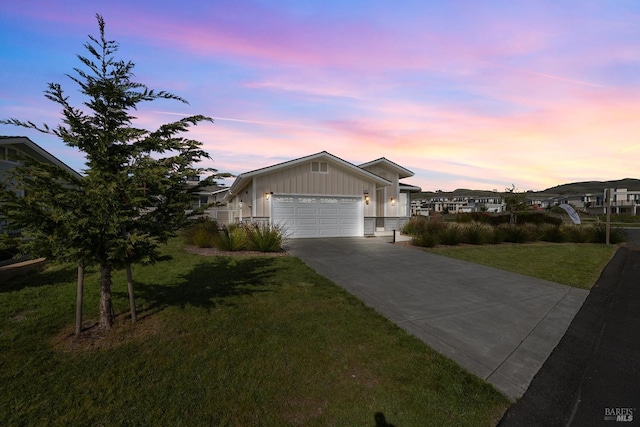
[287, 237, 588, 400]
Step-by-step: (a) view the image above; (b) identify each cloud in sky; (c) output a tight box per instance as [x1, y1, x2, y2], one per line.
[1, 0, 640, 191]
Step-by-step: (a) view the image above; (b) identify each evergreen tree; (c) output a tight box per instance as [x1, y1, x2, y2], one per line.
[1, 15, 215, 330]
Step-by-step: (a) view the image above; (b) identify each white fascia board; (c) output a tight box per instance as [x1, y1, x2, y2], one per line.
[359, 157, 414, 179]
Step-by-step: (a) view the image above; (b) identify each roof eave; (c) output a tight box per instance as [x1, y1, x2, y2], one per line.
[224, 152, 393, 201]
[359, 157, 415, 179]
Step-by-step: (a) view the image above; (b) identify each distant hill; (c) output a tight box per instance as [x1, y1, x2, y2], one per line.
[415, 178, 640, 199]
[539, 178, 640, 195]
[417, 189, 501, 198]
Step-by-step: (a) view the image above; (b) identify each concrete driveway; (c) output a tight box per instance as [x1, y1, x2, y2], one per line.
[287, 237, 588, 400]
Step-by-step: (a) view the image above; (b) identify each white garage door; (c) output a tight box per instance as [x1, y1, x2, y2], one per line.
[272, 196, 363, 238]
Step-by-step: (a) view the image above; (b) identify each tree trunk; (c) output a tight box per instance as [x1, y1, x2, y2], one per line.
[75, 263, 84, 335]
[99, 264, 114, 330]
[126, 264, 137, 323]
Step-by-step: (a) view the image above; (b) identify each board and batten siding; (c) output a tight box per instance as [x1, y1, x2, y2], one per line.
[360, 163, 400, 217]
[252, 161, 376, 217]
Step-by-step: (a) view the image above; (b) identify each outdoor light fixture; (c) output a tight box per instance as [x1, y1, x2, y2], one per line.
[265, 192, 270, 200]
[364, 195, 370, 205]
[390, 197, 395, 206]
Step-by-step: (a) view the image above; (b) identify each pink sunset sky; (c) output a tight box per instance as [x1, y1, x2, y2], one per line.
[1, 1, 639, 191]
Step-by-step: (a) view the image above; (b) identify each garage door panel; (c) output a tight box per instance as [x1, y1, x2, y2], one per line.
[273, 206, 295, 215]
[297, 218, 318, 226]
[319, 218, 338, 225]
[340, 208, 358, 216]
[272, 196, 362, 238]
[339, 217, 358, 225]
[319, 207, 339, 215]
[297, 207, 319, 215]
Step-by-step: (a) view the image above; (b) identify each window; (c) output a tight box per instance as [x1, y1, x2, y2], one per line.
[310, 161, 328, 173]
[399, 193, 408, 215]
[0, 147, 19, 163]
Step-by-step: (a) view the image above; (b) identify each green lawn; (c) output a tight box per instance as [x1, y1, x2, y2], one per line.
[423, 242, 618, 289]
[1, 239, 509, 426]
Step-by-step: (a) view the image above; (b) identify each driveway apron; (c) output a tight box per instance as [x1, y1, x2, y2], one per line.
[287, 237, 588, 400]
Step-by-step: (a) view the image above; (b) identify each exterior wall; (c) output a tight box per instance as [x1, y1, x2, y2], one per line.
[219, 156, 417, 233]
[360, 163, 400, 217]
[230, 181, 254, 222]
[364, 217, 375, 235]
[208, 209, 231, 226]
[248, 160, 378, 218]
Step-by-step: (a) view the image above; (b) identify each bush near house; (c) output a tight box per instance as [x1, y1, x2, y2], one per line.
[403, 217, 628, 248]
[213, 224, 248, 251]
[183, 220, 287, 252]
[457, 212, 562, 226]
[400, 215, 430, 235]
[591, 223, 629, 244]
[245, 222, 286, 252]
[182, 217, 220, 248]
[462, 222, 495, 245]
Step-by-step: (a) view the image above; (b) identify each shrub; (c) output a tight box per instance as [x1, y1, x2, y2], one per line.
[425, 217, 449, 235]
[490, 226, 507, 244]
[487, 214, 511, 226]
[409, 217, 449, 247]
[245, 223, 286, 252]
[497, 223, 536, 243]
[439, 224, 462, 245]
[517, 212, 562, 226]
[213, 224, 247, 251]
[462, 222, 493, 245]
[182, 217, 219, 247]
[540, 224, 566, 243]
[457, 212, 489, 223]
[564, 225, 592, 243]
[402, 216, 430, 235]
[413, 232, 439, 248]
[590, 223, 629, 244]
[191, 228, 215, 248]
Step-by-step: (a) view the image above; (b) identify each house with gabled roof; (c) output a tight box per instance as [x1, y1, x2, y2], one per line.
[209, 151, 421, 238]
[1, 136, 83, 233]
[1, 136, 82, 186]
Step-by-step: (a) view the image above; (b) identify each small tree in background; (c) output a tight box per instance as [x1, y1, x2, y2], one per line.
[1, 15, 217, 331]
[504, 184, 527, 224]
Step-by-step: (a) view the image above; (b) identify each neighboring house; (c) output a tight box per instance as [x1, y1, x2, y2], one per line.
[1, 136, 82, 187]
[412, 195, 504, 215]
[546, 194, 596, 212]
[1, 136, 82, 233]
[185, 175, 229, 210]
[208, 151, 421, 238]
[587, 188, 640, 216]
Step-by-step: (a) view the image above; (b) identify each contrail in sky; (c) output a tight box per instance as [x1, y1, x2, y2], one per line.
[152, 111, 328, 131]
